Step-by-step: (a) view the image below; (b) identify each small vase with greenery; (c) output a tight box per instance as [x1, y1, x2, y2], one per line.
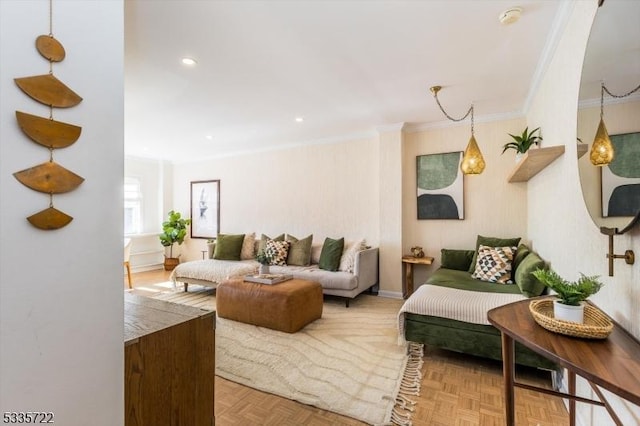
[532, 269, 603, 323]
[159, 210, 191, 271]
[256, 250, 272, 275]
[502, 127, 543, 161]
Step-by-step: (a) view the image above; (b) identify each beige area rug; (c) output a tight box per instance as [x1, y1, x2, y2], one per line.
[151, 284, 423, 425]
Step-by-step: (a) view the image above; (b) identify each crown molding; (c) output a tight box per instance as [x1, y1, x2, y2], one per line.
[522, 0, 575, 114]
[404, 110, 524, 133]
[375, 122, 407, 133]
[578, 93, 640, 110]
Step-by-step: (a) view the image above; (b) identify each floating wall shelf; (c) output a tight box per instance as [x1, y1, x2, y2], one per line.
[507, 144, 588, 183]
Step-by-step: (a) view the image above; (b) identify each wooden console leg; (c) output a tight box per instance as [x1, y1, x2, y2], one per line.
[501, 332, 515, 426]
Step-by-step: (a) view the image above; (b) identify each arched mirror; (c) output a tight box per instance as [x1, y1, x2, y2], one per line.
[578, 0, 640, 232]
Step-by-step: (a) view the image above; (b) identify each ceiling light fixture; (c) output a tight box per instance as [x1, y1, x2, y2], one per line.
[205, 135, 213, 140]
[590, 82, 640, 166]
[498, 7, 522, 25]
[430, 85, 485, 175]
[295, 117, 304, 123]
[181, 57, 197, 66]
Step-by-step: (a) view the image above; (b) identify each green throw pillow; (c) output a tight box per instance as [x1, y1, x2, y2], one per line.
[512, 243, 531, 273]
[257, 233, 284, 253]
[468, 235, 522, 273]
[213, 234, 245, 260]
[514, 252, 547, 297]
[286, 234, 313, 266]
[440, 249, 475, 271]
[319, 237, 344, 271]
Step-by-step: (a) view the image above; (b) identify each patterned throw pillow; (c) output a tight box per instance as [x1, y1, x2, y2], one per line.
[338, 239, 366, 273]
[471, 245, 517, 284]
[265, 239, 290, 266]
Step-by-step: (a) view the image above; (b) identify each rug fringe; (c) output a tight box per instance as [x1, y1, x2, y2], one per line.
[389, 342, 424, 426]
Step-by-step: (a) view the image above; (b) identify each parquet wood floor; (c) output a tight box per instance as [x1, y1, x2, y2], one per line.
[126, 269, 569, 425]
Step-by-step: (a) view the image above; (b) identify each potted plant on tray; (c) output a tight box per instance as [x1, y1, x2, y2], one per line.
[159, 210, 191, 271]
[532, 269, 604, 323]
[255, 249, 273, 275]
[502, 126, 543, 162]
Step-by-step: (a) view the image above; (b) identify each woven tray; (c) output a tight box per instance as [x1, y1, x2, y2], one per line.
[529, 299, 613, 339]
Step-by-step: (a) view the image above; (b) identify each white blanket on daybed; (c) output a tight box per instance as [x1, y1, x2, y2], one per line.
[397, 284, 526, 344]
[170, 259, 258, 284]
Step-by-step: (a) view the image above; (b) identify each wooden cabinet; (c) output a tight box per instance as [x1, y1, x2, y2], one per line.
[125, 293, 215, 426]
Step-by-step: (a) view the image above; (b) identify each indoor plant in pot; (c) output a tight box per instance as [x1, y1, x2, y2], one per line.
[159, 210, 191, 271]
[255, 249, 272, 275]
[532, 269, 603, 323]
[501, 126, 543, 162]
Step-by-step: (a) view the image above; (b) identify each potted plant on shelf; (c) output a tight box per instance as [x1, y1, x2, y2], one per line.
[255, 249, 272, 275]
[502, 126, 543, 162]
[532, 269, 604, 323]
[159, 210, 191, 271]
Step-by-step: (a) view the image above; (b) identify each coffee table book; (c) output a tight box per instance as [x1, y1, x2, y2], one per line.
[244, 273, 293, 285]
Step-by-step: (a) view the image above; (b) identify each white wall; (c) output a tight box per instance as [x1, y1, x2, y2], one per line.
[0, 1, 124, 425]
[172, 137, 382, 277]
[125, 156, 173, 270]
[527, 1, 640, 424]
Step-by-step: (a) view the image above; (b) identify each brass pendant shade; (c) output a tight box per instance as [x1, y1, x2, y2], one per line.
[430, 85, 484, 175]
[590, 118, 614, 166]
[461, 135, 486, 174]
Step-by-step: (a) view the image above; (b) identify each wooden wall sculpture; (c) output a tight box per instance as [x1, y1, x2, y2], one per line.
[13, 0, 84, 230]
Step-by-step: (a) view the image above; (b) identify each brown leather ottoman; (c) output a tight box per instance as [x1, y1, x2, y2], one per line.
[216, 278, 323, 333]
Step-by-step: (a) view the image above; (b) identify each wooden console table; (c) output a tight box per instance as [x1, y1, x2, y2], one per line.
[488, 297, 640, 426]
[125, 293, 216, 426]
[401, 255, 434, 298]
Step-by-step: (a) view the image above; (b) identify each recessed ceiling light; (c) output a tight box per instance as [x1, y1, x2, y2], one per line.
[498, 7, 522, 25]
[181, 57, 197, 66]
[295, 117, 304, 123]
[205, 135, 213, 140]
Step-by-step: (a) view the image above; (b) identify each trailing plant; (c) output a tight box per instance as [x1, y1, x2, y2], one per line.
[159, 210, 191, 258]
[532, 269, 603, 306]
[502, 127, 543, 154]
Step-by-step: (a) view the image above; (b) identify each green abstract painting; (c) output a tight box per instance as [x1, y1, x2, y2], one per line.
[602, 132, 640, 217]
[416, 152, 464, 219]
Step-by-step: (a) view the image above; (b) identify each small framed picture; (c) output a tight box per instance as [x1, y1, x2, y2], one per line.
[190, 180, 220, 239]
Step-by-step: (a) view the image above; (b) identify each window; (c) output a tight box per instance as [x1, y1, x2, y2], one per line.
[124, 176, 142, 234]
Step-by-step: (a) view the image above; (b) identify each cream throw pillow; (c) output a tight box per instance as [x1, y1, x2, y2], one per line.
[339, 239, 366, 273]
[240, 232, 256, 260]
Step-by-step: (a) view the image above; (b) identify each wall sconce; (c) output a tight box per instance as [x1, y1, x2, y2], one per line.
[600, 210, 640, 276]
[430, 86, 485, 175]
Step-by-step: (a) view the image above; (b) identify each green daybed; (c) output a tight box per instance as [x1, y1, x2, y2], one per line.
[399, 236, 557, 371]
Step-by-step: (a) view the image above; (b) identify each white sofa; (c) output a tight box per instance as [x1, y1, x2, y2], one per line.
[170, 242, 379, 307]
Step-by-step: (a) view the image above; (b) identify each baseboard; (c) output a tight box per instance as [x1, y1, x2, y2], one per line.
[131, 264, 164, 273]
[377, 290, 403, 299]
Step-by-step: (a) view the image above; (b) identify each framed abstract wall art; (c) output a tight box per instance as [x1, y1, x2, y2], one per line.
[416, 151, 464, 220]
[190, 180, 220, 238]
[601, 132, 640, 217]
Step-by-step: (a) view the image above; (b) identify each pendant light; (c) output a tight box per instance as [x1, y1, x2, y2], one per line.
[590, 83, 614, 166]
[430, 86, 485, 175]
[590, 82, 640, 166]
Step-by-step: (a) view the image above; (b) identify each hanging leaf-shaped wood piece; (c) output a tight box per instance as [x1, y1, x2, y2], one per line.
[36, 35, 66, 62]
[14, 74, 82, 108]
[13, 161, 84, 194]
[16, 111, 81, 149]
[27, 207, 73, 230]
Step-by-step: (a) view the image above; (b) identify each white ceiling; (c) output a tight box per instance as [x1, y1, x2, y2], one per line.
[123, 0, 635, 163]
